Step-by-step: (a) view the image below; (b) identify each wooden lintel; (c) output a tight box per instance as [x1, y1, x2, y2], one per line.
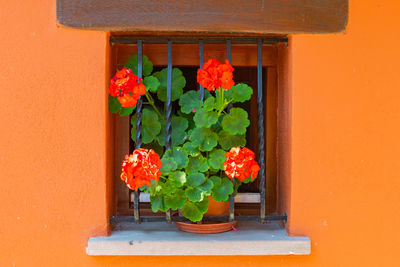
[57, 0, 348, 34]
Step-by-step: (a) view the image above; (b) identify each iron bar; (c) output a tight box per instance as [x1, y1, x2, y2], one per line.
[133, 40, 143, 224]
[226, 39, 236, 222]
[199, 40, 204, 101]
[110, 37, 288, 45]
[165, 40, 173, 223]
[111, 215, 287, 224]
[257, 39, 266, 223]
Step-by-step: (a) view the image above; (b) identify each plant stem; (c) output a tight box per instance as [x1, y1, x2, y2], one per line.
[144, 92, 162, 117]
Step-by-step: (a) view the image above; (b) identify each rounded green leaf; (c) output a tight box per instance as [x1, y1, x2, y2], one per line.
[208, 149, 227, 170]
[182, 142, 200, 157]
[185, 187, 203, 202]
[120, 107, 136, 116]
[193, 108, 218, 128]
[150, 194, 168, 212]
[198, 179, 213, 196]
[154, 68, 186, 102]
[221, 108, 250, 135]
[164, 189, 187, 210]
[209, 176, 221, 186]
[186, 172, 205, 187]
[108, 95, 121, 113]
[144, 76, 160, 93]
[218, 130, 246, 150]
[157, 116, 189, 147]
[186, 155, 209, 173]
[229, 83, 253, 103]
[169, 171, 187, 187]
[211, 177, 234, 202]
[160, 157, 177, 174]
[179, 90, 202, 114]
[124, 54, 154, 76]
[164, 147, 188, 169]
[190, 127, 218, 151]
[203, 96, 216, 111]
[181, 198, 209, 222]
[131, 108, 161, 144]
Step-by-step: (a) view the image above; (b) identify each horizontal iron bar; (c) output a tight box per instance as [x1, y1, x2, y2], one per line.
[111, 215, 287, 224]
[131, 192, 261, 203]
[110, 37, 288, 45]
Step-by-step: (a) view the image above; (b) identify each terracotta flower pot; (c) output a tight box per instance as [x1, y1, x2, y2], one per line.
[175, 196, 236, 234]
[204, 196, 230, 217]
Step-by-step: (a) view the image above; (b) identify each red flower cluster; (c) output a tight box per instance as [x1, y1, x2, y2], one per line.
[120, 148, 162, 191]
[109, 67, 146, 108]
[197, 59, 235, 91]
[223, 147, 260, 181]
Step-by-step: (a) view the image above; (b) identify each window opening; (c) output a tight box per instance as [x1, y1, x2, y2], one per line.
[111, 37, 288, 224]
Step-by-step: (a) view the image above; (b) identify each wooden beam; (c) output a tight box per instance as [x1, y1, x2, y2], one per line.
[57, 0, 348, 34]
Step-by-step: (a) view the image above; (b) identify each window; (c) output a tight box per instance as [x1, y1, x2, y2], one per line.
[110, 37, 284, 221]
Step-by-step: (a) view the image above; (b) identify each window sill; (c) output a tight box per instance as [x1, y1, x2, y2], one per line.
[87, 221, 310, 256]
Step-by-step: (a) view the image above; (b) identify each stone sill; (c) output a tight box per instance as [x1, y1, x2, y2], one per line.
[87, 221, 310, 256]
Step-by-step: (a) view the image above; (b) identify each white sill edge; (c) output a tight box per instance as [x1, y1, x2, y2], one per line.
[87, 221, 310, 256]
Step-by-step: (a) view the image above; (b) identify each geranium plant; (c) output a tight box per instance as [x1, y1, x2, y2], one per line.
[109, 55, 260, 222]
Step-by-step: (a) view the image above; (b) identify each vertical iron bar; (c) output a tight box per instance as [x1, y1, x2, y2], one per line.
[226, 39, 235, 222]
[257, 39, 266, 223]
[226, 39, 231, 63]
[199, 40, 204, 101]
[133, 40, 143, 224]
[165, 41, 173, 223]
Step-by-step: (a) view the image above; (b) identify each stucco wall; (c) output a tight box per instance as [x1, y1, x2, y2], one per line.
[0, 0, 399, 266]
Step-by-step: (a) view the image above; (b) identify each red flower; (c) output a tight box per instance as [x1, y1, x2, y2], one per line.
[120, 148, 162, 191]
[223, 147, 260, 181]
[197, 59, 235, 91]
[109, 67, 146, 108]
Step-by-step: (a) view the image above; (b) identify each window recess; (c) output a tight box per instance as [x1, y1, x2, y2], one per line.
[112, 37, 286, 224]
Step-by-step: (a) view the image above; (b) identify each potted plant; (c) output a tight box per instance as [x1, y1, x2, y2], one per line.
[109, 55, 260, 233]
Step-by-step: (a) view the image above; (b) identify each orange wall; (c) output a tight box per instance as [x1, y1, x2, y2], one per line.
[1, 0, 400, 266]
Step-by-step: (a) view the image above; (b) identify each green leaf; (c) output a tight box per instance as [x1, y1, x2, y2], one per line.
[154, 68, 186, 102]
[157, 116, 188, 147]
[211, 177, 234, 202]
[198, 179, 213, 196]
[131, 108, 161, 144]
[120, 107, 135, 116]
[179, 90, 202, 114]
[186, 172, 205, 187]
[209, 176, 221, 186]
[108, 95, 121, 113]
[160, 157, 177, 174]
[186, 155, 209, 173]
[208, 149, 227, 170]
[182, 142, 200, 157]
[221, 108, 250, 135]
[169, 171, 187, 187]
[164, 147, 188, 169]
[185, 187, 203, 202]
[124, 54, 154, 76]
[193, 108, 218, 128]
[162, 180, 177, 195]
[190, 127, 218, 151]
[229, 83, 253, 103]
[203, 96, 216, 111]
[181, 198, 209, 222]
[218, 130, 246, 150]
[150, 194, 168, 212]
[143, 76, 160, 93]
[164, 189, 187, 210]
[141, 141, 164, 158]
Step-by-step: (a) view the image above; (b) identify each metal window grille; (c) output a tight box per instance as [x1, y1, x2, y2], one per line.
[111, 37, 288, 225]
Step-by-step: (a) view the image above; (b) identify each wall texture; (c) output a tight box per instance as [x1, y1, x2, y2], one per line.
[0, 0, 399, 266]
